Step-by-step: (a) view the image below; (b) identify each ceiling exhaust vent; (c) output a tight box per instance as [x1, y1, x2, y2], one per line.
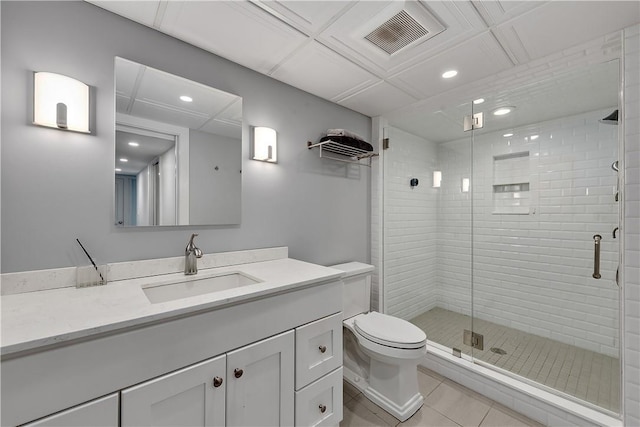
[365, 10, 428, 55]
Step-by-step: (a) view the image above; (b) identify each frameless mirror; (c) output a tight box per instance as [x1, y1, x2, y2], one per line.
[114, 57, 242, 226]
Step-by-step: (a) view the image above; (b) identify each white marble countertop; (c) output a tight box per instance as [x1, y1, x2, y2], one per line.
[1, 258, 343, 357]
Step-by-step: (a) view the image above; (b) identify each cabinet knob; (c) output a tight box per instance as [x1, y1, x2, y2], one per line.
[234, 368, 244, 378]
[213, 376, 223, 388]
[319, 404, 327, 413]
[319, 345, 327, 353]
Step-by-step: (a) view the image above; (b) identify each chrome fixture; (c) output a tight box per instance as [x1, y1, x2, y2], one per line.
[592, 234, 602, 279]
[600, 109, 618, 125]
[184, 233, 203, 275]
[612, 160, 619, 172]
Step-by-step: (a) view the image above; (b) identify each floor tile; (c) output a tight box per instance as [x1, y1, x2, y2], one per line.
[410, 307, 620, 412]
[341, 398, 397, 427]
[344, 380, 361, 398]
[423, 382, 492, 427]
[401, 405, 461, 427]
[351, 393, 400, 427]
[479, 407, 537, 427]
[417, 369, 444, 397]
[488, 403, 545, 427]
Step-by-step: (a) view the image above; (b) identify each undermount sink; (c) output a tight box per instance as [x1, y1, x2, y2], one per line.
[142, 271, 262, 304]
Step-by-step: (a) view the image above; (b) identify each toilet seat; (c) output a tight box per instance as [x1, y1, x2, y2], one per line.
[354, 312, 426, 349]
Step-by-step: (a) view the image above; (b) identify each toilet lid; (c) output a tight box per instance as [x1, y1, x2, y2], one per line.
[354, 312, 426, 349]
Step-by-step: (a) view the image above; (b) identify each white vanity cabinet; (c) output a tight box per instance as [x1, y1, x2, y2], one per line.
[121, 355, 226, 426]
[294, 313, 344, 427]
[226, 331, 294, 426]
[1, 257, 344, 427]
[21, 394, 119, 427]
[121, 330, 294, 427]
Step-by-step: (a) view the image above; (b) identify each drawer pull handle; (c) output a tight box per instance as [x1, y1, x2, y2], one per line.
[319, 345, 327, 353]
[234, 368, 244, 378]
[319, 404, 327, 413]
[213, 376, 223, 388]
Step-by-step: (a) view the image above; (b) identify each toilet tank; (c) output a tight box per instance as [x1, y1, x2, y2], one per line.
[329, 262, 375, 319]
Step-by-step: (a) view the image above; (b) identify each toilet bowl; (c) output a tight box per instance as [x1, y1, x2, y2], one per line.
[330, 262, 427, 422]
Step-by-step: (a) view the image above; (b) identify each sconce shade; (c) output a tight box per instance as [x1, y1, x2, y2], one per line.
[253, 126, 277, 163]
[433, 171, 442, 188]
[34, 72, 90, 133]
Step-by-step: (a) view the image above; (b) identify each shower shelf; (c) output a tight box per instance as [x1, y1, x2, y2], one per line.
[307, 140, 378, 167]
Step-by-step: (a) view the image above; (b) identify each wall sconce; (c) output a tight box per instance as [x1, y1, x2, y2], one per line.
[433, 171, 442, 188]
[462, 178, 470, 192]
[33, 72, 90, 133]
[252, 126, 277, 163]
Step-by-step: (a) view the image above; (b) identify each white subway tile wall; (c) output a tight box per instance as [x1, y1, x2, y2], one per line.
[377, 26, 639, 424]
[623, 23, 640, 427]
[384, 127, 440, 320]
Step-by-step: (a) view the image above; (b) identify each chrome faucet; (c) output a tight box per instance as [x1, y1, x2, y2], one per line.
[185, 233, 203, 275]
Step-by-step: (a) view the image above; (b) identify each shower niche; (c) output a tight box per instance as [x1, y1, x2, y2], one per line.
[492, 151, 530, 215]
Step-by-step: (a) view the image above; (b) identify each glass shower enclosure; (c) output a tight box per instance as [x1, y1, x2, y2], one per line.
[382, 59, 621, 414]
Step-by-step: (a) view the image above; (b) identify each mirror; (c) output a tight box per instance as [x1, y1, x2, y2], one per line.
[114, 57, 242, 226]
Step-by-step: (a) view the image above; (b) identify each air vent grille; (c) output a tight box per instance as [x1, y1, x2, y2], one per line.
[365, 10, 428, 55]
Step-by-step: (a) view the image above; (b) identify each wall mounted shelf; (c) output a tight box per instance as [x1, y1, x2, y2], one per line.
[307, 139, 378, 167]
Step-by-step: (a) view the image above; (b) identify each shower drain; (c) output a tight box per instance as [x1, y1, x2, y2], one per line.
[490, 347, 507, 355]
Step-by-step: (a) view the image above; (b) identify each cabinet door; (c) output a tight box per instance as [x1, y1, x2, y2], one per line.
[226, 330, 294, 426]
[22, 394, 118, 427]
[121, 354, 226, 427]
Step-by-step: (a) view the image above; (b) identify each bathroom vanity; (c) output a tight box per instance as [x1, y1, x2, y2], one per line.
[1, 248, 344, 426]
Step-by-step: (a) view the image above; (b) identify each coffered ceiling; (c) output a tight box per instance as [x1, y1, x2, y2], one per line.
[89, 0, 639, 136]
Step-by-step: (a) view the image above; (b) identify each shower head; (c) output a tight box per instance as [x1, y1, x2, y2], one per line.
[600, 109, 618, 125]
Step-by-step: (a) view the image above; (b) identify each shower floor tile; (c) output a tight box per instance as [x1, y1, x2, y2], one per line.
[410, 307, 620, 413]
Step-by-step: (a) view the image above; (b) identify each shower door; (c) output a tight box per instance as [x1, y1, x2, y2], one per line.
[469, 60, 621, 414]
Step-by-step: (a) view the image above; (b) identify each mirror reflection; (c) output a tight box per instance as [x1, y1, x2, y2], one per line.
[115, 57, 242, 227]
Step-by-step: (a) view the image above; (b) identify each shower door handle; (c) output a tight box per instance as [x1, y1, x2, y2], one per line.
[593, 234, 602, 279]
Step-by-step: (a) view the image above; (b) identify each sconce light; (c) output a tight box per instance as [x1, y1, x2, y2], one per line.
[433, 171, 442, 188]
[462, 178, 470, 192]
[252, 126, 277, 163]
[33, 72, 90, 133]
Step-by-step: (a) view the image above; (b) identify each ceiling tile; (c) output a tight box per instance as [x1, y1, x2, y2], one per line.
[390, 32, 513, 99]
[318, 0, 487, 76]
[271, 41, 377, 101]
[337, 81, 418, 117]
[495, 1, 640, 62]
[471, 1, 546, 26]
[250, 0, 353, 35]
[88, 1, 160, 27]
[159, 1, 308, 74]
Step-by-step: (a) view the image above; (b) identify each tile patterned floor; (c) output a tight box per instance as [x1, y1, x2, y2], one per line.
[340, 368, 544, 427]
[409, 307, 620, 413]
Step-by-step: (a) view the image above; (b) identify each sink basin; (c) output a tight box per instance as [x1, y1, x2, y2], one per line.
[142, 271, 261, 304]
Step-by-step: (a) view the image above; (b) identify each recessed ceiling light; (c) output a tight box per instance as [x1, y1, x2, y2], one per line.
[442, 70, 458, 79]
[492, 107, 514, 116]
[473, 98, 485, 105]
[179, 95, 193, 102]
[119, 158, 128, 162]
[530, 134, 539, 140]
[503, 133, 514, 137]
[128, 141, 139, 147]
[115, 168, 122, 172]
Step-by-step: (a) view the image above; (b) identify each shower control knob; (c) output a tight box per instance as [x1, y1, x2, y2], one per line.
[234, 368, 243, 378]
[319, 345, 327, 353]
[319, 404, 327, 413]
[212, 376, 223, 388]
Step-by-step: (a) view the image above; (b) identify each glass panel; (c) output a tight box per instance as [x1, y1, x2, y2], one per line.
[470, 60, 621, 414]
[383, 104, 473, 357]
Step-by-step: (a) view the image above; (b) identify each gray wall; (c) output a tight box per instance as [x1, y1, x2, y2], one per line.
[189, 130, 241, 225]
[1, 1, 371, 273]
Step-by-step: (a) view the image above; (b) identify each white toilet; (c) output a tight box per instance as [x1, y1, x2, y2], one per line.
[330, 262, 427, 422]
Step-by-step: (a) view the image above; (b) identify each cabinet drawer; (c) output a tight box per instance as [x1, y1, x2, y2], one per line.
[22, 394, 118, 427]
[295, 367, 343, 427]
[295, 312, 343, 389]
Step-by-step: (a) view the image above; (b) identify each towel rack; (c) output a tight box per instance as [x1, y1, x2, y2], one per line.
[307, 139, 378, 167]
